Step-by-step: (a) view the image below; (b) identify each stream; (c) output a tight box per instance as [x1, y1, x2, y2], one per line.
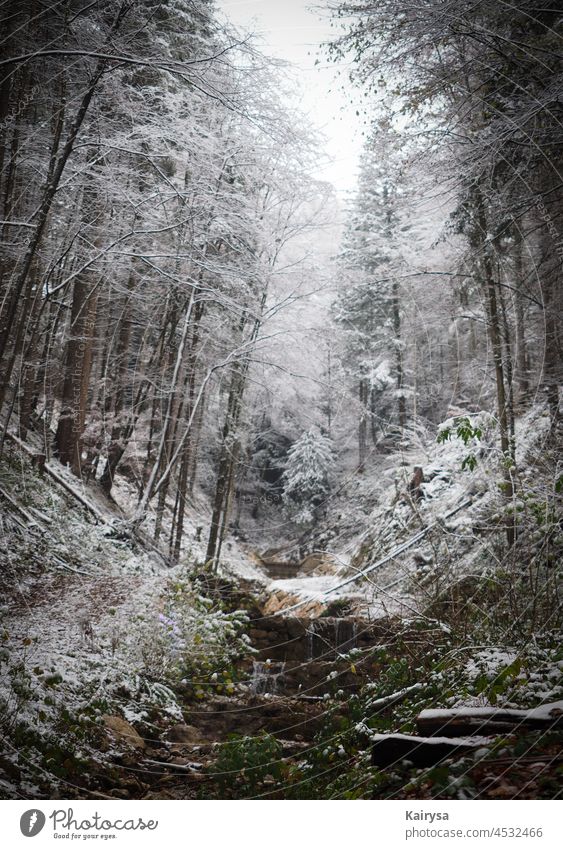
[92, 560, 388, 800]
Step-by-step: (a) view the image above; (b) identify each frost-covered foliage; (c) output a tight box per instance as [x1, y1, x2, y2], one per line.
[0, 0, 337, 572]
[326, 0, 562, 478]
[282, 429, 334, 525]
[332, 135, 410, 442]
[0, 450, 156, 581]
[0, 563, 254, 796]
[140, 575, 253, 696]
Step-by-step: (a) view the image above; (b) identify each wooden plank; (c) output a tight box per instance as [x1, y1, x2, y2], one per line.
[416, 701, 563, 738]
[371, 732, 488, 768]
[324, 527, 430, 595]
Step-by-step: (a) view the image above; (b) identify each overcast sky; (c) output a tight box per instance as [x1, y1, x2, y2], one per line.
[217, 0, 364, 195]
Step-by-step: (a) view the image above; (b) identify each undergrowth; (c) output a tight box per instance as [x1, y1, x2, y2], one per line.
[201, 619, 563, 799]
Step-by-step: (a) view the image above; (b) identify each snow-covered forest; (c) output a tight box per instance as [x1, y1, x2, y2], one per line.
[0, 0, 561, 802]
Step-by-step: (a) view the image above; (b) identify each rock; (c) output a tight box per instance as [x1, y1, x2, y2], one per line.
[103, 715, 145, 750]
[300, 600, 327, 618]
[170, 756, 190, 766]
[300, 553, 323, 569]
[263, 592, 291, 615]
[103, 715, 145, 749]
[249, 628, 271, 642]
[488, 783, 520, 798]
[286, 618, 307, 640]
[144, 746, 168, 759]
[299, 554, 338, 576]
[165, 724, 203, 745]
[110, 788, 130, 799]
[413, 550, 433, 566]
[143, 790, 178, 799]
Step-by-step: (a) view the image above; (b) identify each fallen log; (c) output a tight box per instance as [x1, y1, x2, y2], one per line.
[416, 700, 563, 738]
[5, 431, 110, 524]
[44, 462, 110, 524]
[0, 484, 44, 531]
[371, 732, 489, 768]
[3, 431, 45, 472]
[44, 469, 170, 566]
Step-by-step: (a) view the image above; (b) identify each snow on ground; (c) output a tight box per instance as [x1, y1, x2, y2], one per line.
[2, 568, 181, 726]
[270, 575, 338, 597]
[266, 574, 414, 619]
[219, 541, 270, 584]
[0, 447, 259, 795]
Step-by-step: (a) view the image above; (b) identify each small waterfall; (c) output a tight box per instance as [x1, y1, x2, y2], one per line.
[307, 620, 318, 661]
[306, 618, 357, 661]
[334, 618, 357, 656]
[250, 660, 286, 695]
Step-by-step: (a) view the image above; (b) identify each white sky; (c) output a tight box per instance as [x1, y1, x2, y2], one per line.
[217, 0, 364, 195]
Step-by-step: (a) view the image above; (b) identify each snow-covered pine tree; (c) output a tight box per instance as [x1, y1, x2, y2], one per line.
[333, 128, 408, 467]
[282, 429, 334, 525]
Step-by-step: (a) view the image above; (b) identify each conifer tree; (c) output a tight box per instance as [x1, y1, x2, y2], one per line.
[282, 429, 334, 525]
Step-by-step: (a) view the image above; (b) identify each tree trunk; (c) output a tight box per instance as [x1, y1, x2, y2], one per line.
[513, 238, 529, 402]
[54, 271, 99, 474]
[0, 59, 108, 375]
[133, 289, 196, 525]
[205, 363, 245, 569]
[392, 280, 406, 429]
[0, 3, 130, 421]
[358, 376, 367, 471]
[205, 292, 265, 569]
[536, 177, 563, 433]
[99, 269, 136, 492]
[473, 186, 515, 545]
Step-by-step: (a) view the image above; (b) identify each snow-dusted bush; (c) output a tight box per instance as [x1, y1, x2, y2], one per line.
[138, 575, 254, 697]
